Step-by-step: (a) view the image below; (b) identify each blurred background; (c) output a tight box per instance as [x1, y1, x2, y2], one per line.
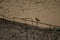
[0, 0, 60, 28]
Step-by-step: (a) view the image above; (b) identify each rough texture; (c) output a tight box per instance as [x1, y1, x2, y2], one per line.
[0, 0, 60, 16]
[0, 0, 60, 26]
[0, 18, 60, 40]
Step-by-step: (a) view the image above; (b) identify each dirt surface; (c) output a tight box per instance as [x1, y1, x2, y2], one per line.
[0, 18, 60, 40]
[0, 0, 60, 26]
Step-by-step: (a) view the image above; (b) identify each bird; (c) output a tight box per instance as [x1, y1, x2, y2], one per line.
[35, 17, 40, 22]
[35, 17, 40, 26]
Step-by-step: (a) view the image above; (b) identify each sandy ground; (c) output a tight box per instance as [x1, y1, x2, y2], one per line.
[0, 0, 60, 27]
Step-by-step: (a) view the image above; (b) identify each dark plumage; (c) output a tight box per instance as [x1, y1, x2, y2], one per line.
[35, 18, 40, 22]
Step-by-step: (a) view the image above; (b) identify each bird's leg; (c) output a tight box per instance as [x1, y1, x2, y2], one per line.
[36, 21, 38, 27]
